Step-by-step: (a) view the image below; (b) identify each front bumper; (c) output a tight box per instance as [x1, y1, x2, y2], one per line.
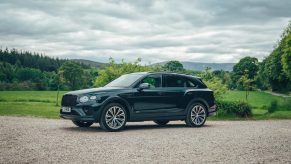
[60, 114, 95, 121]
[60, 105, 101, 122]
[208, 104, 217, 116]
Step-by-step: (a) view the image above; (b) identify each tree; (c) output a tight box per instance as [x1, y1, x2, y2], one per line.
[259, 21, 291, 91]
[238, 71, 254, 101]
[162, 61, 184, 72]
[232, 56, 258, 90]
[281, 29, 291, 80]
[94, 58, 150, 87]
[55, 71, 64, 106]
[59, 61, 84, 90]
[233, 57, 259, 79]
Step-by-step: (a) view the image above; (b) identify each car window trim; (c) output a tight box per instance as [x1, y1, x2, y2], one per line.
[133, 73, 162, 88]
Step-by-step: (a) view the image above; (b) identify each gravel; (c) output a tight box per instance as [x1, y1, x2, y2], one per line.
[0, 116, 291, 164]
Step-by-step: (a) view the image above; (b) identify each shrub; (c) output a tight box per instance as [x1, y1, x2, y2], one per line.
[204, 78, 227, 99]
[216, 100, 252, 118]
[268, 100, 278, 113]
[279, 99, 291, 111]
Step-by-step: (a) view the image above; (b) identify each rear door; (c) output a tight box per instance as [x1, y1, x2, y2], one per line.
[161, 74, 188, 115]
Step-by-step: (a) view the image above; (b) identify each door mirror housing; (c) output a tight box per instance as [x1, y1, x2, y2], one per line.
[138, 83, 150, 91]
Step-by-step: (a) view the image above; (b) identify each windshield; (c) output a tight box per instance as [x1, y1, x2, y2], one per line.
[105, 74, 144, 87]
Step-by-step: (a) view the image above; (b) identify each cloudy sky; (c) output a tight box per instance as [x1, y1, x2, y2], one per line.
[0, 0, 290, 64]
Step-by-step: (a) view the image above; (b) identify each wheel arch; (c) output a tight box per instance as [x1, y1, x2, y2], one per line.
[186, 98, 209, 116]
[99, 96, 132, 120]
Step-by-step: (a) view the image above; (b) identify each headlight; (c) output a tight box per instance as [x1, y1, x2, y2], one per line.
[79, 96, 89, 103]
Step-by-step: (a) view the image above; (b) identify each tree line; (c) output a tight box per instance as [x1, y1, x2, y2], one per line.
[0, 48, 94, 90]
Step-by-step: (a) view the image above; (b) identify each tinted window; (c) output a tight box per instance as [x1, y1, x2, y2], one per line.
[164, 75, 198, 88]
[139, 75, 161, 88]
[105, 74, 144, 87]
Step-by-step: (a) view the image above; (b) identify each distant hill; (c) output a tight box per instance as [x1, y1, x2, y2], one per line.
[71, 59, 106, 68]
[153, 61, 235, 71]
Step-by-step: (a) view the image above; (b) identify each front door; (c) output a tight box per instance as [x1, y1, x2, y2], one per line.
[132, 74, 169, 114]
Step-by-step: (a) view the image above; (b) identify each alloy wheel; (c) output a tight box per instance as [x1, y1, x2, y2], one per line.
[190, 105, 206, 126]
[105, 106, 126, 129]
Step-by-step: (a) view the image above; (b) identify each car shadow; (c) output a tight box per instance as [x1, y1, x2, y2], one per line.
[60, 123, 213, 133]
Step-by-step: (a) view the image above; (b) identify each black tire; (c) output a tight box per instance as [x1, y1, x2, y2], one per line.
[72, 120, 93, 127]
[185, 103, 207, 127]
[99, 103, 127, 132]
[153, 120, 170, 126]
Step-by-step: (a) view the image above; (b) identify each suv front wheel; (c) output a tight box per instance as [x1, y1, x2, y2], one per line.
[185, 103, 207, 127]
[100, 103, 127, 132]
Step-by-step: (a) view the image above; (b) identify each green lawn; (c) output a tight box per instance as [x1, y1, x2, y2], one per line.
[223, 91, 288, 109]
[215, 91, 291, 120]
[0, 90, 290, 120]
[0, 91, 66, 119]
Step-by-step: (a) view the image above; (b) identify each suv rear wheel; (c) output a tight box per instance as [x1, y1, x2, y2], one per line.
[72, 121, 93, 127]
[185, 103, 207, 127]
[100, 103, 127, 132]
[153, 120, 170, 126]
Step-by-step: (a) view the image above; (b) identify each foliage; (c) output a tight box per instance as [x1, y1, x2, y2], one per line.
[216, 100, 252, 117]
[94, 58, 150, 87]
[0, 48, 66, 72]
[233, 56, 259, 79]
[203, 78, 227, 99]
[268, 100, 278, 113]
[197, 68, 227, 99]
[281, 27, 291, 80]
[259, 22, 291, 91]
[59, 61, 86, 90]
[212, 70, 232, 89]
[162, 60, 185, 72]
[237, 71, 254, 101]
[232, 56, 258, 90]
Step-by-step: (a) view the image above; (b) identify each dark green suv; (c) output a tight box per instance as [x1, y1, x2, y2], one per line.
[60, 72, 217, 131]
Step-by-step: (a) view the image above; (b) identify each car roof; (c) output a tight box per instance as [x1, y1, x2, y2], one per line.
[129, 72, 202, 79]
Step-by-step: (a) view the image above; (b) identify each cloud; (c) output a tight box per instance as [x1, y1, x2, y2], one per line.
[0, 0, 290, 63]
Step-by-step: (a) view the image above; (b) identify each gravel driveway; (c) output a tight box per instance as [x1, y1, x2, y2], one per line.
[0, 116, 290, 164]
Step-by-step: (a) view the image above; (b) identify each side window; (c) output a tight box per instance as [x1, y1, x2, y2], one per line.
[185, 78, 198, 88]
[164, 75, 198, 88]
[140, 75, 161, 88]
[164, 75, 186, 87]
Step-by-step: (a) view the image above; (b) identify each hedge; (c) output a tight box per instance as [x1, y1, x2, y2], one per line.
[216, 100, 252, 118]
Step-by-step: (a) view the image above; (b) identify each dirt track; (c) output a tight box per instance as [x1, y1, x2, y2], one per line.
[0, 116, 291, 163]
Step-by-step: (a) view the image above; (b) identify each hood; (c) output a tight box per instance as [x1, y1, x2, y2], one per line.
[65, 87, 125, 95]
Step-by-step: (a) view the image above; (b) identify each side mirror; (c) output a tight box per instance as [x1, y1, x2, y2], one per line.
[138, 83, 150, 91]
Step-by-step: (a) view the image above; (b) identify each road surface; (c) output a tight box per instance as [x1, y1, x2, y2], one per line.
[0, 116, 290, 163]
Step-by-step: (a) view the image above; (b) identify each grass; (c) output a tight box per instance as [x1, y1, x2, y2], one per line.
[0, 90, 290, 120]
[223, 91, 287, 109]
[0, 91, 66, 119]
[211, 90, 291, 120]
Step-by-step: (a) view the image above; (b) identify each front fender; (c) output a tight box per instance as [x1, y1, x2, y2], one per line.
[98, 96, 133, 120]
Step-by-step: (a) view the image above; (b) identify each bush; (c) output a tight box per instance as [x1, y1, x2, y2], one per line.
[216, 100, 252, 118]
[279, 99, 291, 111]
[268, 100, 278, 113]
[204, 78, 227, 99]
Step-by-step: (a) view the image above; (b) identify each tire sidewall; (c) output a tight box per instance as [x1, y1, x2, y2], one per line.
[186, 103, 207, 127]
[100, 103, 127, 132]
